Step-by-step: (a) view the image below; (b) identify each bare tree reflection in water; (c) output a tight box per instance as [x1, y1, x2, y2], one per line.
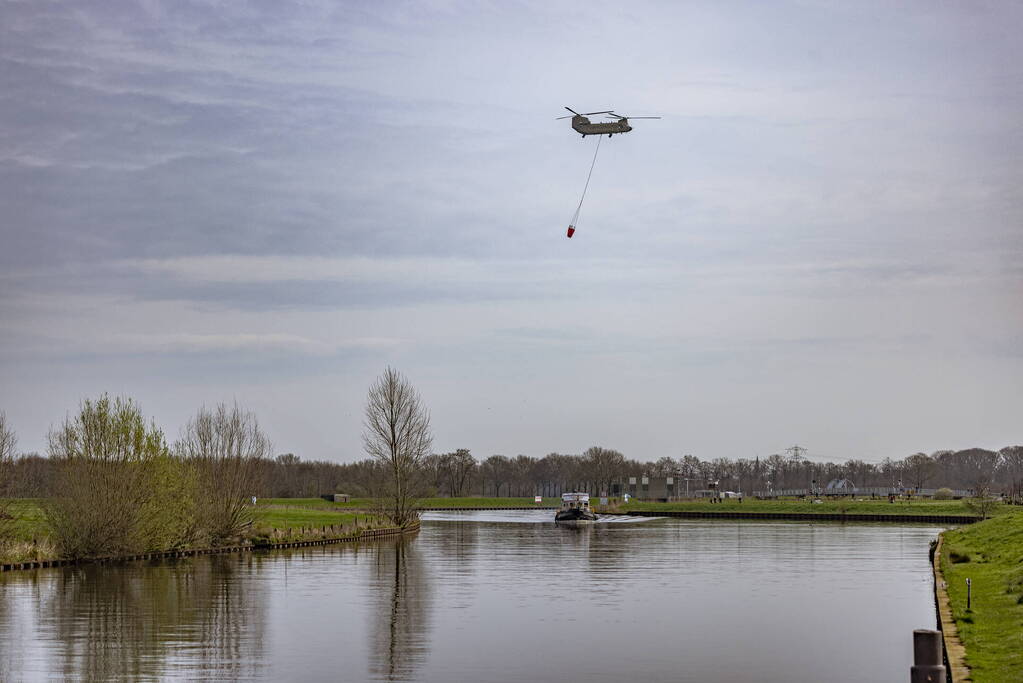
[421, 520, 478, 611]
[0, 571, 47, 678]
[369, 536, 433, 681]
[38, 554, 266, 680]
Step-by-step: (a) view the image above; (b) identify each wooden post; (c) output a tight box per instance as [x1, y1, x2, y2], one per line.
[911, 629, 945, 682]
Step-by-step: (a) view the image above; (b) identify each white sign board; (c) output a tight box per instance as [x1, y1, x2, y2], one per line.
[534, 495, 542, 504]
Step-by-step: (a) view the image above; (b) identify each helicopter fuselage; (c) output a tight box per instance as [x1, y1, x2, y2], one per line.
[569, 115, 632, 136]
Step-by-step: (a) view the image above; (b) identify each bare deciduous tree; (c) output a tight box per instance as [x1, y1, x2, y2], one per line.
[583, 446, 626, 496]
[0, 410, 17, 541]
[363, 367, 432, 527]
[432, 449, 476, 497]
[0, 410, 15, 473]
[481, 455, 511, 496]
[1000, 446, 1023, 503]
[964, 486, 1000, 519]
[952, 448, 1000, 495]
[6, 453, 54, 497]
[177, 402, 271, 543]
[904, 453, 937, 490]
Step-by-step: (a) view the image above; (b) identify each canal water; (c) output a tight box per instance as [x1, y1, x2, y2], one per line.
[0, 512, 941, 681]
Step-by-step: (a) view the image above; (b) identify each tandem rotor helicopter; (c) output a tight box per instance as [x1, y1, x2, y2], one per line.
[559, 105, 660, 238]
[557, 106, 661, 138]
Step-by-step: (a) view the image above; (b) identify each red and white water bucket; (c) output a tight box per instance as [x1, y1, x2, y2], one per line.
[566, 225, 575, 238]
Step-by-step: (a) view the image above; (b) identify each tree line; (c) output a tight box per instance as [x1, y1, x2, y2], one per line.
[410, 446, 1023, 499]
[8, 432, 1020, 504]
[3, 404, 1022, 532]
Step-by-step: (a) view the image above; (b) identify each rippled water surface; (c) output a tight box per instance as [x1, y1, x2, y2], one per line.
[0, 512, 941, 681]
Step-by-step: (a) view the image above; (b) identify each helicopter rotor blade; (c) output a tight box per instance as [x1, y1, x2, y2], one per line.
[583, 110, 613, 116]
[564, 106, 580, 115]
[605, 112, 660, 119]
[556, 115, 574, 120]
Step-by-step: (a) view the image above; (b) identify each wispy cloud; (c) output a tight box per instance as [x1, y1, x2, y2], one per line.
[107, 332, 399, 356]
[1, 0, 1021, 460]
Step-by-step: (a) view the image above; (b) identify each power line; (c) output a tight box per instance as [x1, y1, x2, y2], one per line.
[786, 444, 807, 460]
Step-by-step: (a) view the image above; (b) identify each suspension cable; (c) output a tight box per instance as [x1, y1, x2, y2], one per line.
[569, 135, 603, 230]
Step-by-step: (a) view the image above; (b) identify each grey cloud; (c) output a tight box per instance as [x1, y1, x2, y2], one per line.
[1, 0, 1021, 460]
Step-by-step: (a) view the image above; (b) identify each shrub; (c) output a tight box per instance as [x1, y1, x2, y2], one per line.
[176, 402, 271, 544]
[934, 487, 954, 500]
[964, 493, 999, 519]
[45, 395, 196, 557]
[0, 538, 57, 563]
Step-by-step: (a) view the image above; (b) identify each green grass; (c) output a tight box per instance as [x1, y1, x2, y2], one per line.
[0, 499, 54, 563]
[263, 495, 998, 517]
[413, 496, 561, 507]
[613, 497, 995, 517]
[940, 509, 1023, 681]
[1, 499, 50, 542]
[0, 498, 389, 541]
[261, 496, 561, 509]
[0, 499, 392, 562]
[253, 505, 382, 531]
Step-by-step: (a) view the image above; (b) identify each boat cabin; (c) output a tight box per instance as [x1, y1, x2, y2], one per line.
[560, 492, 591, 510]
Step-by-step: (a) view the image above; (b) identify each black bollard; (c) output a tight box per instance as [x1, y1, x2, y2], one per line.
[911, 629, 945, 682]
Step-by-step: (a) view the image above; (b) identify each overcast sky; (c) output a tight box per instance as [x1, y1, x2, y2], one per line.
[1, 0, 1020, 463]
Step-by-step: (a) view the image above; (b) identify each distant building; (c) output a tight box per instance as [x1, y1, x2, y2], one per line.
[825, 478, 857, 493]
[609, 476, 717, 501]
[321, 493, 351, 503]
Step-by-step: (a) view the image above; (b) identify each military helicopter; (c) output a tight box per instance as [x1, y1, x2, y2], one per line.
[557, 107, 661, 137]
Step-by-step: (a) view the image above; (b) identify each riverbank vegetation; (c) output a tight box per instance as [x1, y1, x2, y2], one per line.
[2, 386, 1021, 562]
[262, 495, 990, 518]
[0, 398, 392, 564]
[939, 510, 1023, 681]
[249, 506, 381, 544]
[260, 497, 562, 510]
[6, 433, 1021, 506]
[1, 497, 389, 563]
[611, 497, 1006, 517]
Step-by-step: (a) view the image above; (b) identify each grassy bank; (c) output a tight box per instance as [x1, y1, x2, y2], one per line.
[262, 495, 997, 517]
[1, 500, 55, 563]
[608, 497, 996, 517]
[253, 506, 382, 536]
[3, 499, 50, 542]
[939, 509, 1023, 681]
[261, 496, 561, 509]
[1, 498, 391, 563]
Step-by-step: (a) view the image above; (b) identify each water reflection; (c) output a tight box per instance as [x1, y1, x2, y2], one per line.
[2, 554, 266, 680]
[1, 517, 942, 682]
[368, 537, 433, 681]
